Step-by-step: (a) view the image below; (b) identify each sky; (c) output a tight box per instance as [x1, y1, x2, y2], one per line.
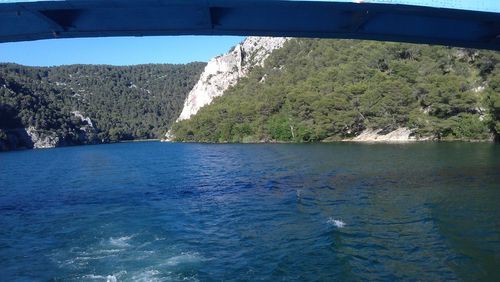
[0, 0, 498, 66]
[0, 36, 245, 66]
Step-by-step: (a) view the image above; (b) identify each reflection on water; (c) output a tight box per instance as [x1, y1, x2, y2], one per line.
[0, 142, 499, 280]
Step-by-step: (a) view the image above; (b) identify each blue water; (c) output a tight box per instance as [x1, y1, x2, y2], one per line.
[0, 142, 499, 281]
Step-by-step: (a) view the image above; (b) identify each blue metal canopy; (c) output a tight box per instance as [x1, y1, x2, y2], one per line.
[0, 0, 499, 50]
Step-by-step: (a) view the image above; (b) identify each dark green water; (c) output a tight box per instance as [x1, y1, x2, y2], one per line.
[0, 142, 499, 281]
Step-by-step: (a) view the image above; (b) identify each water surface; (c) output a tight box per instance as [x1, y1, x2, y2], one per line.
[0, 142, 499, 281]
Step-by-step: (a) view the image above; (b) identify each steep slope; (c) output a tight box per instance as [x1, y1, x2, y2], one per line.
[0, 63, 205, 151]
[177, 37, 288, 121]
[171, 39, 500, 142]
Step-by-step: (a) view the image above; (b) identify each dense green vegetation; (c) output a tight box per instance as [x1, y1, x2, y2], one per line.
[2, 39, 499, 151]
[0, 62, 204, 150]
[172, 39, 500, 142]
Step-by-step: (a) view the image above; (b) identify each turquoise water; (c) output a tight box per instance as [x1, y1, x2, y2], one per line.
[0, 142, 499, 281]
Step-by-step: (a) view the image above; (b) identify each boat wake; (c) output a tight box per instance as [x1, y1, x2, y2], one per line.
[108, 235, 134, 248]
[327, 218, 346, 228]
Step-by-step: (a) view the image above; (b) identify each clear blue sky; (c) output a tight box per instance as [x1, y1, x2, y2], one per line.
[0, 0, 498, 66]
[0, 36, 245, 66]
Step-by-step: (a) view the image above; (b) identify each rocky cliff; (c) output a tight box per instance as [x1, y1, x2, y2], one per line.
[177, 37, 288, 121]
[345, 128, 419, 142]
[0, 121, 96, 151]
[25, 126, 60, 149]
[165, 37, 288, 139]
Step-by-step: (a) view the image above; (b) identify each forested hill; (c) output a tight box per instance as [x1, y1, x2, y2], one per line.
[0, 62, 205, 151]
[172, 39, 500, 142]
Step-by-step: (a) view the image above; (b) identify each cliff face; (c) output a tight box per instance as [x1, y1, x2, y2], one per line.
[25, 127, 60, 149]
[346, 128, 419, 142]
[0, 127, 58, 150]
[0, 122, 96, 151]
[0, 106, 97, 152]
[175, 37, 288, 123]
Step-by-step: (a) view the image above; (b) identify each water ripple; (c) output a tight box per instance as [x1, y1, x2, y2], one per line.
[0, 142, 499, 280]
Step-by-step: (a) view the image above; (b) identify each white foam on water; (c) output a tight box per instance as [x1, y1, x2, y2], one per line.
[132, 250, 156, 260]
[296, 189, 303, 199]
[327, 217, 346, 228]
[58, 248, 123, 269]
[164, 252, 204, 266]
[163, 272, 200, 282]
[93, 249, 123, 255]
[131, 269, 161, 282]
[84, 268, 200, 282]
[83, 271, 126, 282]
[75, 249, 123, 258]
[82, 274, 107, 280]
[108, 235, 134, 248]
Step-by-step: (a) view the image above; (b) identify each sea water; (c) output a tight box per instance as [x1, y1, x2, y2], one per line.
[0, 142, 499, 281]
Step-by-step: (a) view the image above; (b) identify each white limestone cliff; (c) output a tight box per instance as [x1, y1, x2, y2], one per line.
[71, 110, 94, 129]
[26, 126, 59, 149]
[165, 37, 288, 140]
[345, 128, 424, 143]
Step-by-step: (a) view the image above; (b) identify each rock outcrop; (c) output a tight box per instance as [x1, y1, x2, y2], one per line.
[345, 128, 425, 143]
[26, 126, 60, 149]
[0, 127, 59, 151]
[0, 117, 98, 151]
[71, 110, 98, 143]
[165, 37, 288, 140]
[177, 37, 288, 121]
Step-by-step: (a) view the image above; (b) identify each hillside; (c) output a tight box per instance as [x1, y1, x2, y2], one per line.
[171, 39, 500, 142]
[0, 62, 205, 151]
